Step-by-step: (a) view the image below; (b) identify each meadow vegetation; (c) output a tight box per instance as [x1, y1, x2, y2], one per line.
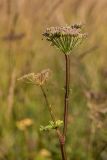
[0, 0, 107, 159]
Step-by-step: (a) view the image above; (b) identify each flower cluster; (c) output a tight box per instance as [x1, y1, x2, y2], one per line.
[43, 24, 87, 54]
[18, 69, 51, 86]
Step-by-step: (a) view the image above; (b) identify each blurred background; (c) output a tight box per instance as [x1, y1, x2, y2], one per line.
[0, 0, 107, 159]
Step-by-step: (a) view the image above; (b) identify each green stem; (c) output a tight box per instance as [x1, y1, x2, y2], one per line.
[40, 85, 56, 122]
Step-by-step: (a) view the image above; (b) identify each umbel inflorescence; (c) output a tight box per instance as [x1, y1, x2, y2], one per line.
[18, 69, 50, 86]
[43, 24, 87, 54]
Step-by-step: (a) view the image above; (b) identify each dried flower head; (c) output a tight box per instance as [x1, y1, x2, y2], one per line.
[18, 69, 51, 86]
[43, 24, 87, 54]
[34, 69, 51, 86]
[16, 118, 33, 131]
[18, 73, 35, 83]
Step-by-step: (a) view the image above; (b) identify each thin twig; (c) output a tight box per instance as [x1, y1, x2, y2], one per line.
[40, 85, 56, 122]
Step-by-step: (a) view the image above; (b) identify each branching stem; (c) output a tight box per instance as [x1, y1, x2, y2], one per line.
[40, 85, 67, 160]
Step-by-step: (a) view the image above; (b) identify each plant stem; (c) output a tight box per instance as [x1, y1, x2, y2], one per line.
[56, 129, 67, 160]
[40, 85, 67, 160]
[40, 85, 56, 122]
[63, 54, 70, 139]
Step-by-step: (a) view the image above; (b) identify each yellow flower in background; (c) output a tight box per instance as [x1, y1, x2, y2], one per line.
[39, 149, 51, 158]
[16, 118, 33, 131]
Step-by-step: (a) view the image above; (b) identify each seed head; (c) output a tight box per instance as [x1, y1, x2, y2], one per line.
[43, 24, 87, 54]
[18, 69, 51, 86]
[34, 69, 51, 86]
